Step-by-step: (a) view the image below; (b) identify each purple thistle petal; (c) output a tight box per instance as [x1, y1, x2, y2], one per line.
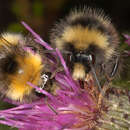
[124, 34, 130, 40]
[55, 48, 70, 76]
[55, 48, 80, 93]
[0, 120, 20, 128]
[3, 98, 22, 106]
[0, 87, 100, 129]
[23, 47, 35, 54]
[55, 74, 71, 89]
[27, 82, 54, 100]
[123, 34, 130, 56]
[125, 40, 130, 46]
[124, 34, 130, 46]
[21, 21, 53, 50]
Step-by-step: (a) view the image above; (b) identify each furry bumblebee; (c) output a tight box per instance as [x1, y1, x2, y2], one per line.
[50, 7, 120, 83]
[0, 33, 54, 102]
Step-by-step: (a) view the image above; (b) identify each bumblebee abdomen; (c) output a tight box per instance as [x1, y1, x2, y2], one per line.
[0, 33, 44, 102]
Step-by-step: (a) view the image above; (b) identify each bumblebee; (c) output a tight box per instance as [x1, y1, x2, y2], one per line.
[50, 7, 120, 83]
[0, 32, 54, 103]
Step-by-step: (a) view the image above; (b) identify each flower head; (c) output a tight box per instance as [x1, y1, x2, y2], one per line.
[0, 22, 104, 130]
[0, 23, 130, 130]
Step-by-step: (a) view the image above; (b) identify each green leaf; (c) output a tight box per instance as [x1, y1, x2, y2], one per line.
[7, 23, 26, 32]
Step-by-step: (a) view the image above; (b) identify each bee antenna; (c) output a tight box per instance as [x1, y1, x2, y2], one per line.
[90, 63, 102, 92]
[111, 56, 119, 77]
[88, 55, 102, 93]
[42, 49, 56, 54]
[60, 50, 72, 55]
[90, 62, 107, 99]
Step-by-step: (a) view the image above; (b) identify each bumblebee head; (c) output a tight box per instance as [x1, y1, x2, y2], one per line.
[0, 33, 43, 102]
[64, 43, 106, 80]
[50, 8, 119, 80]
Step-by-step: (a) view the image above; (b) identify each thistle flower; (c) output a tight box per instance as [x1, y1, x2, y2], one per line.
[0, 23, 129, 130]
[0, 22, 103, 130]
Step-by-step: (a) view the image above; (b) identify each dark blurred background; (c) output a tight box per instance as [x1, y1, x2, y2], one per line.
[0, 0, 130, 129]
[0, 0, 130, 42]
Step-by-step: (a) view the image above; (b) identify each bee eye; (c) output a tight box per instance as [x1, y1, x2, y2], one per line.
[88, 54, 95, 64]
[61, 50, 74, 63]
[75, 53, 95, 64]
[3, 57, 18, 74]
[66, 53, 72, 63]
[67, 53, 76, 63]
[91, 54, 95, 64]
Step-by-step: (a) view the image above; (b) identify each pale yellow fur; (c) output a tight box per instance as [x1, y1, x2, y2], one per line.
[73, 63, 86, 80]
[55, 26, 114, 59]
[0, 33, 24, 45]
[62, 26, 109, 49]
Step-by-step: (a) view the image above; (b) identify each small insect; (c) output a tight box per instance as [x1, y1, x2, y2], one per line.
[0, 32, 56, 103]
[50, 7, 121, 88]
